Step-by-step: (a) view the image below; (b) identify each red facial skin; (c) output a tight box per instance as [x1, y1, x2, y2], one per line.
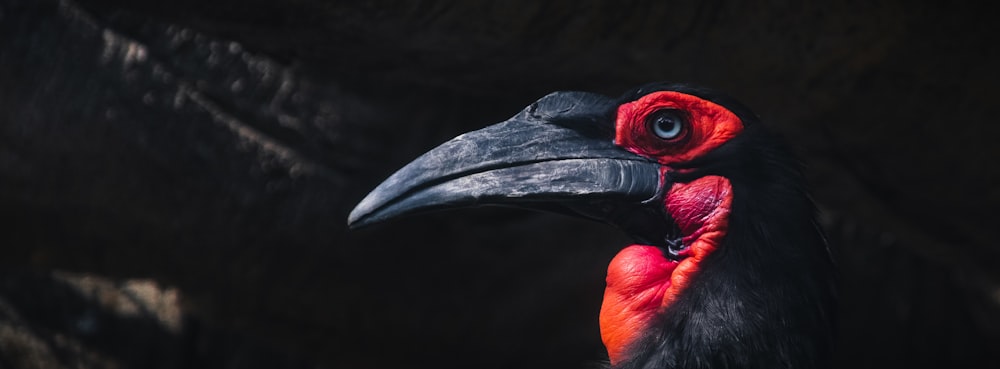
[599, 91, 744, 365]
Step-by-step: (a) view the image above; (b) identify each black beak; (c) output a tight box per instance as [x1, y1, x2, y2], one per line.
[348, 91, 670, 244]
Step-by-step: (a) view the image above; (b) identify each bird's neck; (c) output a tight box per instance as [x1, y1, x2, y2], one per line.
[600, 175, 733, 366]
[602, 173, 836, 369]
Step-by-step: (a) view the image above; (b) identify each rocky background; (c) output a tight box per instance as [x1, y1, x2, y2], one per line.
[1, 1, 998, 368]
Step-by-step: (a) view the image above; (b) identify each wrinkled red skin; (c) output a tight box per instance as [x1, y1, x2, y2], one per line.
[600, 176, 733, 364]
[599, 91, 743, 365]
[614, 91, 743, 166]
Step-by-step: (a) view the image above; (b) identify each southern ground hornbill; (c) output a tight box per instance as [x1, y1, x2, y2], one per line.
[348, 83, 837, 369]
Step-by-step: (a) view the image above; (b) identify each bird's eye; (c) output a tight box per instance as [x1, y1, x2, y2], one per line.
[647, 109, 688, 141]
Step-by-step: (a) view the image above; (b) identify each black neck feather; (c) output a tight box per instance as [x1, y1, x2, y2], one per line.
[616, 125, 839, 369]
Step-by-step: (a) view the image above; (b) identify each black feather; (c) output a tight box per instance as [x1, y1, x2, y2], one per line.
[613, 85, 838, 369]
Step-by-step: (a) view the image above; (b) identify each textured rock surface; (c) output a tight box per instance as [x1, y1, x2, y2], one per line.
[1, 0, 997, 368]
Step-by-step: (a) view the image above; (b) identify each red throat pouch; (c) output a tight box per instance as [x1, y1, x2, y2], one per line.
[599, 175, 733, 364]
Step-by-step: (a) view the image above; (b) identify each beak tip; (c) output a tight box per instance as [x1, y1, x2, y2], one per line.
[346, 215, 361, 229]
[347, 189, 402, 230]
[346, 212, 374, 230]
[346, 199, 377, 230]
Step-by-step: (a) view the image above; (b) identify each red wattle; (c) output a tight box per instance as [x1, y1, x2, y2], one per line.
[600, 245, 678, 365]
[599, 175, 733, 365]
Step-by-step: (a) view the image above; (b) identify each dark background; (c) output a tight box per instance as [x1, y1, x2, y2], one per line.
[1, 1, 998, 368]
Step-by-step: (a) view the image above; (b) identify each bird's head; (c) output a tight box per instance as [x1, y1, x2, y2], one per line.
[349, 83, 837, 369]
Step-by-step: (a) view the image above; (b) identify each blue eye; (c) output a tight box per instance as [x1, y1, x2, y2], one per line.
[647, 110, 688, 141]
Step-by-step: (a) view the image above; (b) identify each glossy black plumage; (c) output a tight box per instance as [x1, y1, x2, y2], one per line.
[602, 83, 837, 369]
[619, 128, 837, 369]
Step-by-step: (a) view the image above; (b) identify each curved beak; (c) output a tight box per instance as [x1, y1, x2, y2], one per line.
[348, 91, 667, 243]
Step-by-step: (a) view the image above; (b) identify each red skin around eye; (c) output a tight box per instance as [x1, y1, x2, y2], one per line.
[614, 91, 743, 165]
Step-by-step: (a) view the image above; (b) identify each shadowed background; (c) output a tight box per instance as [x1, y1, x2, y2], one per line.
[1, 1, 998, 368]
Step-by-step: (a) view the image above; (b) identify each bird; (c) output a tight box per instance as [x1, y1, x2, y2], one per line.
[348, 82, 838, 369]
